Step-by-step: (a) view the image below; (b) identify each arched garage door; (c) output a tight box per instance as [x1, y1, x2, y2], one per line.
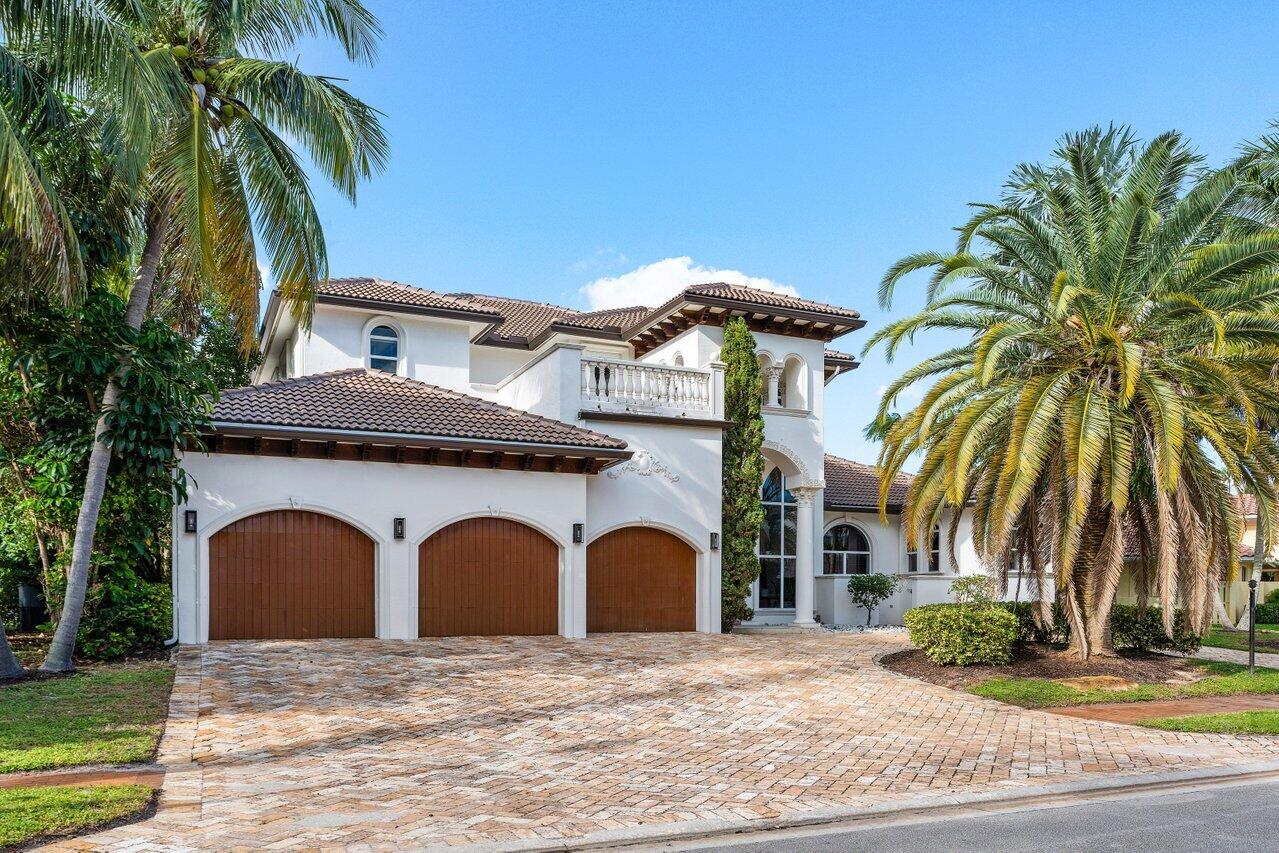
[209, 510, 375, 640]
[419, 518, 559, 636]
[588, 527, 696, 632]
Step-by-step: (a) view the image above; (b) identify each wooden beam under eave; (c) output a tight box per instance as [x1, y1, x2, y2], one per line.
[489, 450, 504, 468]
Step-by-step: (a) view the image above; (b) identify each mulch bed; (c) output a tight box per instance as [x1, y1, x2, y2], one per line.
[880, 644, 1207, 691]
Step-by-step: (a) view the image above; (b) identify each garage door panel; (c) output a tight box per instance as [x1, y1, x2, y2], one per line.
[209, 510, 375, 640]
[588, 527, 695, 633]
[419, 518, 558, 637]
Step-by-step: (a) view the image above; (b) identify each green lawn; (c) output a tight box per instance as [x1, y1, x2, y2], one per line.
[1143, 710, 1279, 735]
[1201, 626, 1279, 652]
[0, 784, 153, 848]
[0, 662, 174, 773]
[971, 659, 1279, 708]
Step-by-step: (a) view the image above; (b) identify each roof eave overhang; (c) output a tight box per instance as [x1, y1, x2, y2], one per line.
[207, 420, 632, 458]
[825, 503, 904, 514]
[317, 293, 504, 330]
[621, 295, 867, 352]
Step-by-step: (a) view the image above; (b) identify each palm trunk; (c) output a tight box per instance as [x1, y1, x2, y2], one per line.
[0, 620, 23, 679]
[39, 211, 168, 673]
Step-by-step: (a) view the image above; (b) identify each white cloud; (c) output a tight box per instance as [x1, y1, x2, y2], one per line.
[580, 256, 799, 310]
[569, 248, 629, 275]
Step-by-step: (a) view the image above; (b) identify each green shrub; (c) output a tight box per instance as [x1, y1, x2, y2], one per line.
[847, 574, 898, 625]
[904, 603, 1019, 666]
[996, 602, 1199, 653]
[949, 575, 996, 605]
[1110, 604, 1201, 654]
[999, 601, 1069, 644]
[76, 579, 170, 660]
[1255, 601, 1279, 625]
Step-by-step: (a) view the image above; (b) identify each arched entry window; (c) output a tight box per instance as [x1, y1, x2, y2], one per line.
[824, 524, 870, 574]
[368, 325, 399, 374]
[907, 526, 941, 572]
[756, 467, 797, 609]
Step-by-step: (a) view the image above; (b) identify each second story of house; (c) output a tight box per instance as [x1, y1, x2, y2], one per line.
[257, 277, 865, 472]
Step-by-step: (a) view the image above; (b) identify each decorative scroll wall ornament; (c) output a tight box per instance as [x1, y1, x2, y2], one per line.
[605, 450, 681, 483]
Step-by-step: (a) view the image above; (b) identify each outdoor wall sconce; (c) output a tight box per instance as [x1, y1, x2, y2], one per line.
[710, 532, 720, 551]
[183, 510, 198, 534]
[393, 518, 406, 540]
[572, 523, 584, 544]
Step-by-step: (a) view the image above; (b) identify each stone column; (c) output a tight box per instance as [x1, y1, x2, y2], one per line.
[791, 487, 819, 626]
[765, 365, 783, 408]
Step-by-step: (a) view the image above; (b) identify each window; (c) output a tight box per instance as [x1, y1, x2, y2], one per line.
[823, 524, 870, 575]
[756, 467, 797, 609]
[673, 352, 685, 367]
[907, 526, 941, 573]
[368, 325, 399, 373]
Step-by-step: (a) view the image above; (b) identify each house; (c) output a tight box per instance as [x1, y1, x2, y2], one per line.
[172, 278, 983, 643]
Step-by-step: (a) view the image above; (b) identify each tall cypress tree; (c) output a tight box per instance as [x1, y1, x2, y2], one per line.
[720, 318, 766, 630]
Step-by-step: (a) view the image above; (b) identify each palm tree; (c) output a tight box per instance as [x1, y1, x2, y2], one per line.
[37, 0, 388, 672]
[868, 126, 1279, 658]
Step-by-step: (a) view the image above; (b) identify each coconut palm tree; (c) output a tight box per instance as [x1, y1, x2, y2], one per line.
[1, 0, 158, 300]
[37, 0, 388, 672]
[868, 126, 1279, 658]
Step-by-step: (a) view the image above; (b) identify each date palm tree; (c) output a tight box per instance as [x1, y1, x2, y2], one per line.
[869, 126, 1279, 658]
[38, 0, 388, 672]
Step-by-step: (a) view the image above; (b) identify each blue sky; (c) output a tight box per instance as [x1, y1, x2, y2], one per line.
[288, 0, 1279, 466]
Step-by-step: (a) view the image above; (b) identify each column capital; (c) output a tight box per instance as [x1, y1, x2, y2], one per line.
[788, 485, 822, 507]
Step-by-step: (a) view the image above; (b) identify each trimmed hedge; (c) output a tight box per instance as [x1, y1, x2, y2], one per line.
[904, 603, 1019, 666]
[996, 601, 1200, 654]
[1254, 588, 1279, 625]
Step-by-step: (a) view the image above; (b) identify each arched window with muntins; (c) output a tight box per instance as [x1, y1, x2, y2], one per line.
[823, 524, 871, 575]
[368, 325, 399, 374]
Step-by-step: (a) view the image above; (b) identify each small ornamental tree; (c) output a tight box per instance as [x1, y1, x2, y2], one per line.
[847, 574, 898, 626]
[720, 318, 766, 630]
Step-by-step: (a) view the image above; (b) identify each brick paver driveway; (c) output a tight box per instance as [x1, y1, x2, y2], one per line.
[66, 633, 1279, 850]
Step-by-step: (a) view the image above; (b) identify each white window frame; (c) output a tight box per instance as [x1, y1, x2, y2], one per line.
[754, 466, 797, 610]
[906, 525, 941, 573]
[823, 522, 871, 576]
[363, 316, 404, 375]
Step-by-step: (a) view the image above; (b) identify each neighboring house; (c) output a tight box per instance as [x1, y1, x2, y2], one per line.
[172, 277, 987, 643]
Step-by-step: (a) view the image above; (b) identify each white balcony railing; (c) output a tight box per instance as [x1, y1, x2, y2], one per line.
[581, 357, 717, 417]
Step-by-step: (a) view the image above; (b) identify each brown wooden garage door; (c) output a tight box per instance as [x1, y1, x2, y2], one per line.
[209, 510, 375, 640]
[588, 527, 696, 633]
[419, 517, 558, 636]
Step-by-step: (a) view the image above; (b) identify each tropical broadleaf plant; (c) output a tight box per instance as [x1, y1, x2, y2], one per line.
[868, 126, 1279, 658]
[12, 0, 389, 672]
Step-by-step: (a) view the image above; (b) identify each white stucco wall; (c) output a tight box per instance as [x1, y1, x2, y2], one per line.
[175, 442, 725, 643]
[489, 344, 583, 424]
[287, 306, 474, 391]
[583, 419, 724, 633]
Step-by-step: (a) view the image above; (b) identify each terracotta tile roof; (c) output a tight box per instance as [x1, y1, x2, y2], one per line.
[308, 278, 863, 348]
[1236, 493, 1258, 517]
[824, 348, 857, 362]
[682, 283, 862, 321]
[213, 369, 628, 450]
[316, 278, 499, 317]
[444, 293, 572, 340]
[823, 454, 912, 511]
[563, 306, 650, 330]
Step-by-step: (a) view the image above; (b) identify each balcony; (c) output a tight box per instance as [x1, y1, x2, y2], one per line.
[580, 356, 723, 420]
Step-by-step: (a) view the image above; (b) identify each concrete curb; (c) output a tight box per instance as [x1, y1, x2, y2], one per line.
[470, 759, 1279, 852]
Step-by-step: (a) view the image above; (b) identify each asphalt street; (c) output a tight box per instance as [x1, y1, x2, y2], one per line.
[677, 777, 1279, 852]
